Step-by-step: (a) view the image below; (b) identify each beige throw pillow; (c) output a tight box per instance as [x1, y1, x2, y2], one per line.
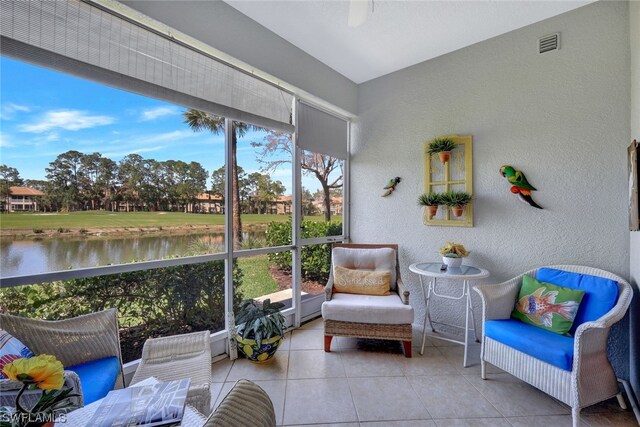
[333, 266, 391, 296]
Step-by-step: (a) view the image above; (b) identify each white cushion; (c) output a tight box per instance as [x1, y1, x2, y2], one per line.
[322, 293, 414, 325]
[332, 247, 397, 290]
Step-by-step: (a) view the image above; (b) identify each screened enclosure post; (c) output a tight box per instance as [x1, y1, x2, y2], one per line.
[344, 121, 351, 242]
[292, 100, 302, 328]
[224, 118, 234, 342]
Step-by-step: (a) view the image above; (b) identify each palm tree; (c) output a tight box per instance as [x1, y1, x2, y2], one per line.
[183, 110, 259, 250]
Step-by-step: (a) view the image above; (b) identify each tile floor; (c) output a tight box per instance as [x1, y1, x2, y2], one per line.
[209, 318, 638, 427]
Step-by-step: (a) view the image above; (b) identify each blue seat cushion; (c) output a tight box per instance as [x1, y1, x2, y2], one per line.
[537, 268, 618, 334]
[67, 356, 120, 404]
[485, 319, 574, 371]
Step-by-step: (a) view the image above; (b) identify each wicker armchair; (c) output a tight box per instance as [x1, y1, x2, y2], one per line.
[322, 243, 414, 357]
[131, 330, 212, 415]
[474, 265, 632, 427]
[0, 309, 124, 408]
[204, 379, 276, 427]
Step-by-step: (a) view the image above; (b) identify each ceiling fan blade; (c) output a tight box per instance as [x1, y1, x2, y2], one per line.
[348, 0, 368, 28]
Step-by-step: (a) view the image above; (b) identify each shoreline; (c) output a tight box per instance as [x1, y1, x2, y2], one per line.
[0, 223, 267, 240]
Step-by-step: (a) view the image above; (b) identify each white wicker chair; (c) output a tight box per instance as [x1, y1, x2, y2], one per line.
[131, 330, 212, 415]
[474, 265, 632, 427]
[0, 308, 125, 409]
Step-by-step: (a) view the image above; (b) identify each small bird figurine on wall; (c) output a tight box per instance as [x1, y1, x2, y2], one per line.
[382, 177, 402, 197]
[500, 165, 543, 209]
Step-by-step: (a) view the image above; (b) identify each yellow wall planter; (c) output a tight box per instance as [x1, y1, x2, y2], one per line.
[424, 135, 474, 227]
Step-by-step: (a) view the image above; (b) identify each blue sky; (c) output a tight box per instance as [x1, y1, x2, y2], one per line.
[0, 56, 326, 194]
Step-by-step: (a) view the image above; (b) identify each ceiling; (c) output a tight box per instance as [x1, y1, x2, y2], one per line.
[224, 0, 594, 84]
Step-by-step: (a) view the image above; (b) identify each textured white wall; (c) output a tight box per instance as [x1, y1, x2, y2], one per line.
[353, 1, 630, 374]
[629, 0, 640, 403]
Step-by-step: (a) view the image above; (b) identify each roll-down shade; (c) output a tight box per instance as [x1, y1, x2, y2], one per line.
[0, 0, 294, 132]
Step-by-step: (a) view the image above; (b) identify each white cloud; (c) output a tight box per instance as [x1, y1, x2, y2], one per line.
[0, 134, 14, 148]
[19, 110, 115, 133]
[1, 103, 31, 120]
[140, 106, 180, 121]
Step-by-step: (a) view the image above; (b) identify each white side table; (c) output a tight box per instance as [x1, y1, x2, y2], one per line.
[409, 262, 490, 367]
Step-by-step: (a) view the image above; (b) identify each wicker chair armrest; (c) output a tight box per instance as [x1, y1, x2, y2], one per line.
[573, 280, 633, 362]
[205, 379, 275, 427]
[140, 330, 211, 361]
[325, 277, 334, 301]
[474, 278, 521, 321]
[396, 277, 410, 305]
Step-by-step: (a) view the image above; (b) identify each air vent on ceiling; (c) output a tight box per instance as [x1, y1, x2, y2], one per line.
[538, 33, 560, 54]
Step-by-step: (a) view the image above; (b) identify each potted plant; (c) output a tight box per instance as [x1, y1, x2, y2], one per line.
[439, 242, 470, 268]
[236, 299, 286, 363]
[442, 190, 472, 217]
[418, 192, 443, 220]
[427, 137, 457, 164]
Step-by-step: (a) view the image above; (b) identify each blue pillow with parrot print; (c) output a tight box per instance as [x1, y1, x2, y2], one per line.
[512, 275, 585, 336]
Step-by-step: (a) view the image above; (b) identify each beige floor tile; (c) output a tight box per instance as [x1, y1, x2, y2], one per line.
[290, 328, 326, 350]
[214, 379, 286, 425]
[348, 376, 430, 421]
[582, 410, 639, 427]
[409, 375, 501, 419]
[285, 424, 359, 427]
[465, 373, 569, 417]
[397, 347, 458, 377]
[299, 317, 324, 329]
[226, 353, 289, 381]
[208, 382, 225, 413]
[361, 421, 437, 427]
[278, 331, 292, 351]
[340, 350, 405, 377]
[435, 346, 502, 375]
[210, 358, 232, 382]
[507, 415, 586, 427]
[288, 349, 346, 379]
[283, 378, 358, 425]
[435, 418, 511, 427]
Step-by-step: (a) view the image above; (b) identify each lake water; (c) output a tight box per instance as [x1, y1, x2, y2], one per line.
[0, 231, 265, 278]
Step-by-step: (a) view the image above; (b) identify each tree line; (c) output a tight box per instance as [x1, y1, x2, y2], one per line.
[1, 109, 343, 233]
[0, 152, 289, 214]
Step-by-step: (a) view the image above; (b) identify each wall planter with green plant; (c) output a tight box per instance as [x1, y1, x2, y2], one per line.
[427, 137, 457, 164]
[418, 192, 443, 220]
[236, 299, 285, 363]
[442, 191, 472, 217]
[423, 135, 474, 227]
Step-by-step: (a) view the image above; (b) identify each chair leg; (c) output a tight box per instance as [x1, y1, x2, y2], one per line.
[481, 360, 486, 380]
[616, 392, 628, 410]
[402, 341, 412, 358]
[324, 335, 333, 352]
[571, 407, 581, 427]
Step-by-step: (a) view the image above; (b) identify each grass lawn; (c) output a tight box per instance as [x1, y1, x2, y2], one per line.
[237, 254, 280, 300]
[0, 211, 338, 230]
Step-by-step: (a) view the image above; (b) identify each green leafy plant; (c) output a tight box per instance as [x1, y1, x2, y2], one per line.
[32, 228, 44, 234]
[417, 192, 442, 206]
[427, 137, 457, 154]
[441, 191, 472, 207]
[266, 219, 341, 282]
[236, 299, 285, 348]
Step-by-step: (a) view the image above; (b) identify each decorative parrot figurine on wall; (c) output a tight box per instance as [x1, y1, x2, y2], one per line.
[382, 177, 402, 197]
[500, 165, 543, 209]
